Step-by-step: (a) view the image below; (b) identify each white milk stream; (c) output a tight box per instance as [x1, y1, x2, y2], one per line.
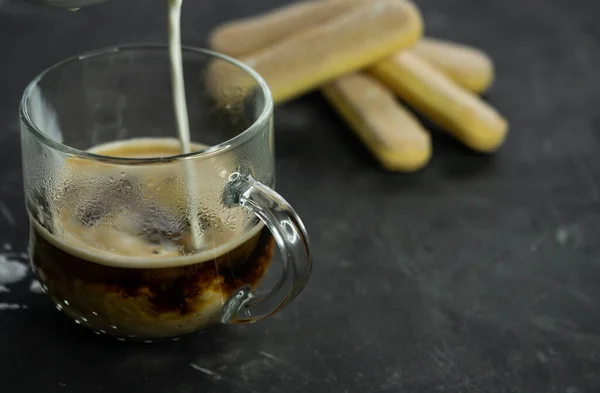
[168, 0, 203, 250]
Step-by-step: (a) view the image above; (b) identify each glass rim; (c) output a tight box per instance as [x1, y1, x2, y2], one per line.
[18, 44, 274, 165]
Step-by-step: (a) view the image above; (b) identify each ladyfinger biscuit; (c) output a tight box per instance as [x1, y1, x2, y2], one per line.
[411, 38, 494, 94]
[370, 52, 507, 152]
[210, 0, 368, 58]
[212, 0, 423, 104]
[210, 1, 495, 95]
[322, 73, 430, 171]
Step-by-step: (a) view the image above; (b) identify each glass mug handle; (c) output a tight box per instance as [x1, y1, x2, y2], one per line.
[221, 172, 312, 323]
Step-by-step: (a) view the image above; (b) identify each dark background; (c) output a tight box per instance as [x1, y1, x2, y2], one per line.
[2, 0, 600, 392]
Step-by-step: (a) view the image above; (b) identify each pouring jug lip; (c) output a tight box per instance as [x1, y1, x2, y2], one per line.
[23, 0, 109, 8]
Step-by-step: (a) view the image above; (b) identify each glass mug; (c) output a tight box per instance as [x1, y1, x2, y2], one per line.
[19, 45, 311, 340]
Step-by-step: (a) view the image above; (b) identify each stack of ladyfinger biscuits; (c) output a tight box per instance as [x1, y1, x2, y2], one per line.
[209, 0, 508, 172]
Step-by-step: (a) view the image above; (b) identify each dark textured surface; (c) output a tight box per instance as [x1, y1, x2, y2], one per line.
[2, 0, 600, 392]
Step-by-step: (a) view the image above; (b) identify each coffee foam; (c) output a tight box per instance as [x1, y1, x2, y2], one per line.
[88, 137, 199, 157]
[32, 217, 263, 269]
[33, 137, 264, 269]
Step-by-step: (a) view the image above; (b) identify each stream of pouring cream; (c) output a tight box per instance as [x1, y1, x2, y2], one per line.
[168, 0, 203, 250]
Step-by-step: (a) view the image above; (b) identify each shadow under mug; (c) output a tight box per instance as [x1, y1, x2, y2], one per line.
[19, 45, 311, 341]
